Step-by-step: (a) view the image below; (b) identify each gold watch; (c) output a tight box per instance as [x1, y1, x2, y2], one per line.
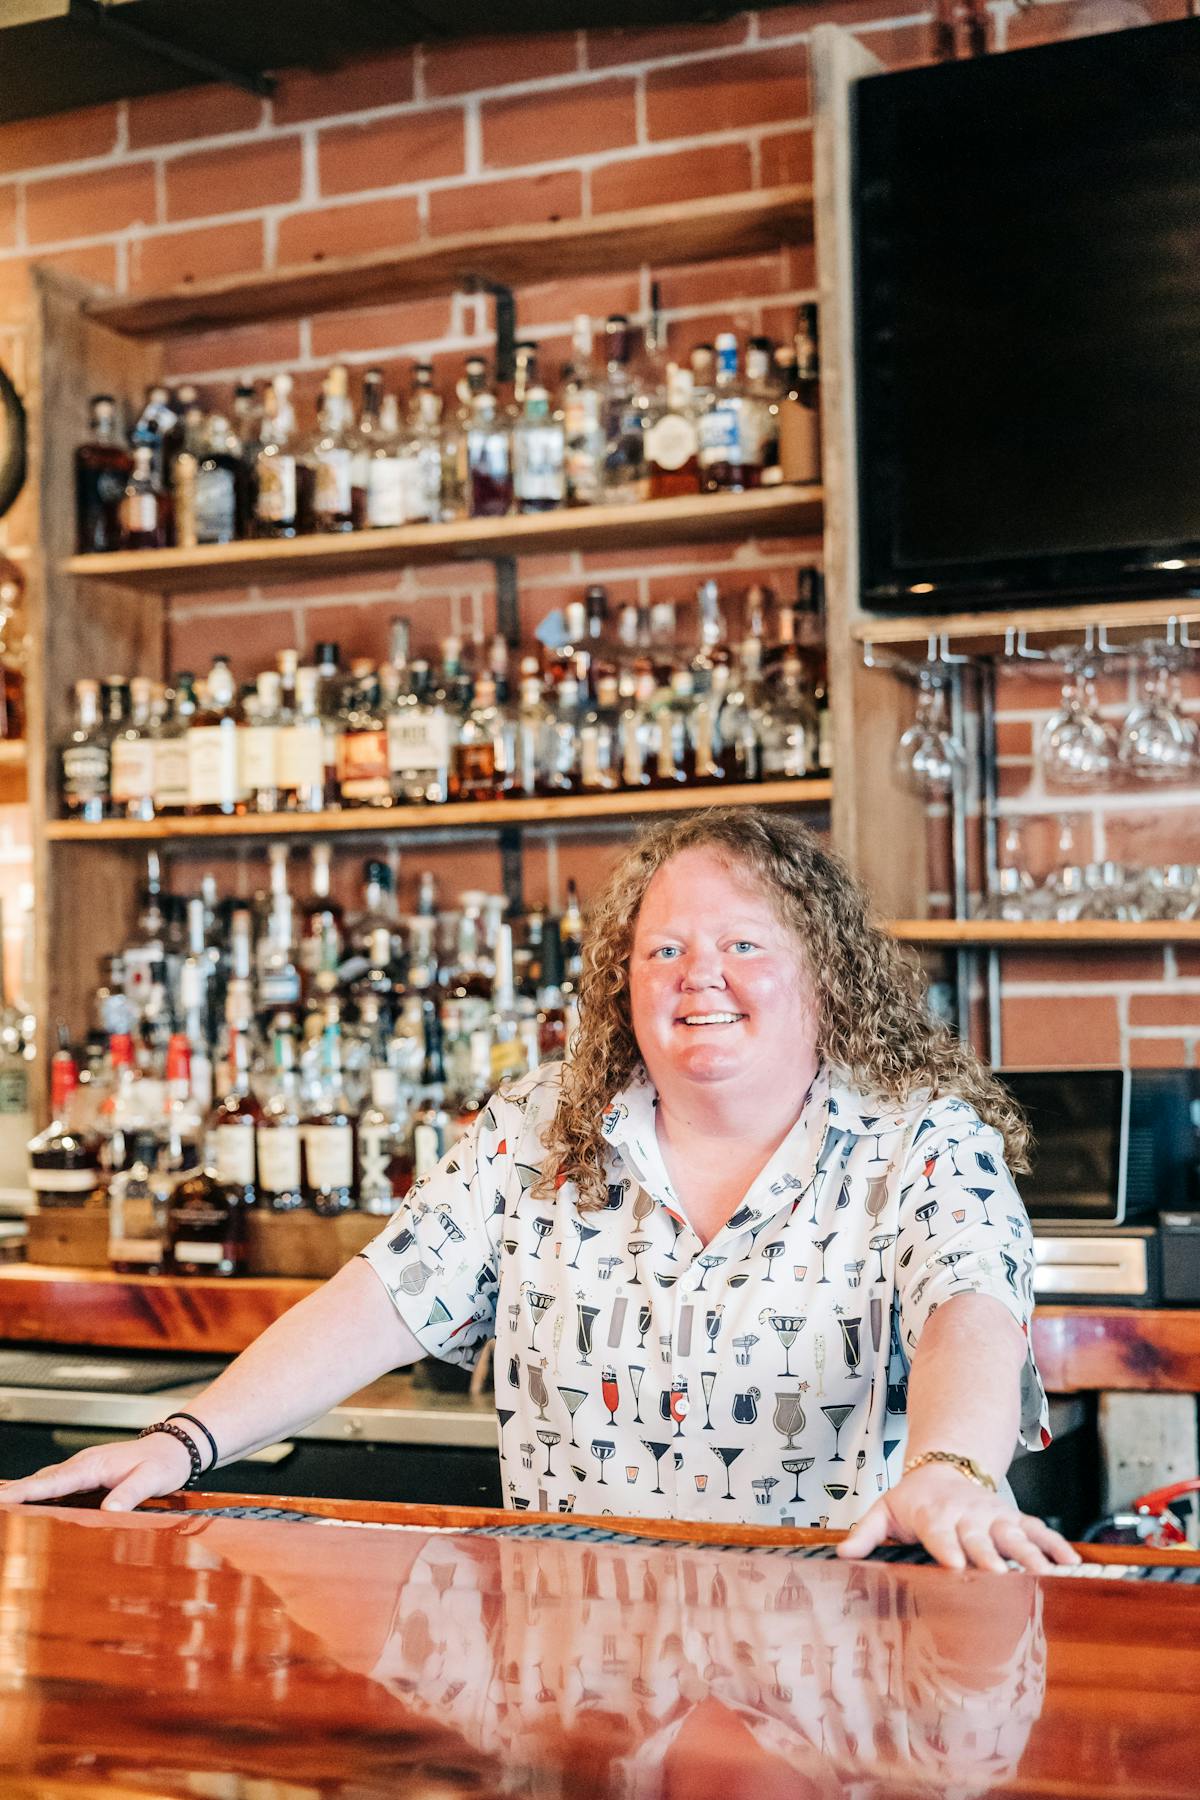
[902, 1450, 997, 1493]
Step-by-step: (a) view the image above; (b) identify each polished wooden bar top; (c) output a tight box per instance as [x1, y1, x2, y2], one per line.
[0, 1496, 1194, 1800]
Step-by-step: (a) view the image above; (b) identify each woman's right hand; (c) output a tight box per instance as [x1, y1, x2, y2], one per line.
[0, 1430, 196, 1512]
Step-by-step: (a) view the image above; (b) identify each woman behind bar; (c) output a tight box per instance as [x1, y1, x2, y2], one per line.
[0, 810, 1077, 1571]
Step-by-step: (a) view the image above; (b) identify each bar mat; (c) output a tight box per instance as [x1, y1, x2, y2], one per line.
[0, 1349, 227, 1392]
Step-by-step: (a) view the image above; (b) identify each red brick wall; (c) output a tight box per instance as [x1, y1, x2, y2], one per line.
[0, 0, 1195, 1061]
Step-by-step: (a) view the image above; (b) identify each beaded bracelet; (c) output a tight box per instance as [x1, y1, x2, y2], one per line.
[165, 1412, 219, 1473]
[138, 1420, 203, 1488]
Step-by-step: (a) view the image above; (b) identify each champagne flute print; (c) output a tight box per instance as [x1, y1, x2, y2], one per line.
[629, 1363, 646, 1424]
[761, 1311, 806, 1378]
[852, 1448, 866, 1496]
[636, 1303, 652, 1350]
[569, 1218, 602, 1269]
[537, 1428, 561, 1479]
[773, 1390, 806, 1450]
[557, 1386, 587, 1446]
[705, 1307, 724, 1355]
[813, 1233, 837, 1283]
[762, 1241, 785, 1282]
[575, 1302, 600, 1365]
[530, 1216, 554, 1260]
[711, 1445, 744, 1501]
[590, 1439, 615, 1486]
[700, 1368, 717, 1430]
[782, 1455, 814, 1505]
[821, 1402, 853, 1461]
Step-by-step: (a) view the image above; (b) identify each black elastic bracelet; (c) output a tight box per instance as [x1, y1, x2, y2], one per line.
[166, 1412, 219, 1473]
[138, 1421, 202, 1489]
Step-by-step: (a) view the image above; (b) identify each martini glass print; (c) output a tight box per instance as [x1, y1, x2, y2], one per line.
[524, 1287, 553, 1352]
[557, 1386, 586, 1446]
[711, 1445, 744, 1501]
[821, 1402, 853, 1461]
[782, 1455, 814, 1505]
[530, 1216, 554, 1259]
[641, 1440, 670, 1496]
[576, 1303, 600, 1365]
[773, 1391, 806, 1450]
[496, 1407, 515, 1456]
[965, 1186, 994, 1226]
[537, 1428, 561, 1478]
[569, 1219, 602, 1270]
[765, 1313, 805, 1378]
[591, 1439, 615, 1486]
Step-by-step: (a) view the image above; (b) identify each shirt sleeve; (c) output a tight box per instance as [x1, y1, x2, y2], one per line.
[357, 1095, 511, 1370]
[893, 1100, 1050, 1453]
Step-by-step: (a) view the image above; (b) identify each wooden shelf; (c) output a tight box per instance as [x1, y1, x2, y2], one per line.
[45, 779, 833, 844]
[853, 595, 1200, 651]
[61, 486, 822, 593]
[887, 918, 1200, 947]
[85, 186, 815, 339]
[0, 1264, 316, 1353]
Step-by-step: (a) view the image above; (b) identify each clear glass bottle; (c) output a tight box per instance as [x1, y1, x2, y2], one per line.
[119, 445, 169, 550]
[403, 364, 447, 523]
[256, 1016, 305, 1212]
[278, 664, 326, 814]
[302, 1006, 356, 1215]
[562, 314, 606, 507]
[75, 395, 132, 554]
[513, 366, 566, 514]
[193, 413, 240, 545]
[352, 367, 386, 528]
[357, 1063, 412, 1215]
[645, 362, 701, 499]
[151, 673, 197, 816]
[253, 374, 300, 539]
[187, 656, 244, 818]
[600, 313, 647, 503]
[60, 679, 111, 823]
[302, 365, 357, 534]
[467, 386, 514, 517]
[579, 672, 622, 792]
[299, 843, 344, 998]
[109, 675, 157, 822]
[386, 659, 452, 806]
[108, 1129, 168, 1275]
[759, 652, 819, 779]
[239, 669, 282, 814]
[364, 391, 406, 529]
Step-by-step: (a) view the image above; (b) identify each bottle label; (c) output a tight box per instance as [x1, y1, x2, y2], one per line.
[256, 456, 297, 524]
[214, 1123, 256, 1187]
[366, 457, 406, 528]
[111, 739, 156, 806]
[173, 1240, 226, 1265]
[359, 1121, 396, 1196]
[336, 729, 390, 802]
[646, 412, 698, 474]
[28, 1166, 98, 1195]
[515, 427, 565, 505]
[120, 493, 158, 534]
[698, 402, 740, 464]
[0, 1067, 28, 1114]
[188, 724, 240, 808]
[304, 1124, 353, 1191]
[239, 724, 278, 795]
[314, 449, 352, 519]
[153, 739, 189, 811]
[387, 710, 450, 779]
[62, 743, 110, 802]
[778, 398, 821, 485]
[109, 1237, 162, 1265]
[761, 736, 806, 778]
[579, 724, 602, 788]
[413, 1121, 445, 1182]
[276, 723, 324, 792]
[257, 1125, 301, 1195]
[194, 466, 237, 543]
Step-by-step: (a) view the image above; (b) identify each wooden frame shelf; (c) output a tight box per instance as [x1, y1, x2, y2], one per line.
[61, 485, 823, 593]
[45, 779, 833, 844]
[887, 918, 1200, 947]
[853, 595, 1200, 652]
[85, 185, 815, 339]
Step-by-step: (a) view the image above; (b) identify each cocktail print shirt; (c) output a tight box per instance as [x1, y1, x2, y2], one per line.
[360, 1061, 1049, 1526]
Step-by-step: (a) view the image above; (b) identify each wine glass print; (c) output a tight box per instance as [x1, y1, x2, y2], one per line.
[641, 1439, 670, 1496]
[764, 1312, 805, 1378]
[569, 1219, 602, 1270]
[629, 1363, 646, 1424]
[711, 1445, 744, 1501]
[591, 1439, 615, 1486]
[601, 1365, 620, 1427]
[524, 1286, 553, 1352]
[762, 1241, 785, 1283]
[839, 1316, 862, 1379]
[527, 1362, 551, 1421]
[575, 1303, 600, 1365]
[782, 1455, 815, 1505]
[700, 1368, 717, 1430]
[530, 1216, 554, 1260]
[537, 1428, 561, 1478]
[627, 1236, 650, 1285]
[773, 1390, 806, 1450]
[431, 1213, 465, 1261]
[869, 1233, 897, 1281]
[821, 1402, 854, 1462]
[557, 1386, 587, 1446]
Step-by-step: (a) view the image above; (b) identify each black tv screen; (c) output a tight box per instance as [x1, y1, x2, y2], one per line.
[854, 20, 1200, 609]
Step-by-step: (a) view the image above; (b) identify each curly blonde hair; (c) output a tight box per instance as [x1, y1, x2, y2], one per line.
[539, 808, 1029, 1209]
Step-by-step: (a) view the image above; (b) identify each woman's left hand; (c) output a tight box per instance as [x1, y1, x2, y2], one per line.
[835, 1463, 1081, 1571]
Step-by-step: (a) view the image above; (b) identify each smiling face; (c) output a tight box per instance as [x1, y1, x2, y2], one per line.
[629, 847, 820, 1103]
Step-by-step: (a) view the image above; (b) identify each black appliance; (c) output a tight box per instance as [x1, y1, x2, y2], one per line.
[854, 19, 1200, 609]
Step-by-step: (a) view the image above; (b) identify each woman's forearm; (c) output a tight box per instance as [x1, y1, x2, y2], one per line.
[179, 1258, 426, 1465]
[904, 1291, 1025, 1483]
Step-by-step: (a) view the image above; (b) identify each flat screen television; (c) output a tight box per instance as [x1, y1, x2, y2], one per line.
[854, 19, 1200, 610]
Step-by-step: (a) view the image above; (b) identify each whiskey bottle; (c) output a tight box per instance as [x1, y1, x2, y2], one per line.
[168, 1159, 246, 1278]
[335, 670, 392, 809]
[210, 1021, 262, 1206]
[256, 1017, 305, 1212]
[302, 1008, 356, 1215]
[298, 843, 344, 996]
[303, 365, 357, 534]
[645, 362, 701, 499]
[151, 673, 197, 816]
[778, 303, 821, 485]
[109, 676, 157, 822]
[357, 1064, 412, 1215]
[27, 1037, 100, 1210]
[187, 657, 244, 818]
[75, 395, 132, 554]
[60, 678, 111, 823]
[278, 664, 326, 813]
[193, 414, 240, 545]
[119, 445, 168, 550]
[386, 658, 452, 804]
[450, 675, 507, 801]
[108, 1129, 169, 1276]
[252, 374, 300, 539]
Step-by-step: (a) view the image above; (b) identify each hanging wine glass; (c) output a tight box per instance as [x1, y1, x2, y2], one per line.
[1039, 660, 1118, 788]
[1118, 653, 1197, 782]
[976, 816, 1040, 921]
[894, 668, 965, 799]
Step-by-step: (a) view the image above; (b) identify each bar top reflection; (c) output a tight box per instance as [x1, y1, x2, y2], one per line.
[0, 1504, 1193, 1798]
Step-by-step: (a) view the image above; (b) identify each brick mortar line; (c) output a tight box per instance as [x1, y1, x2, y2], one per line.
[1001, 983, 1200, 998]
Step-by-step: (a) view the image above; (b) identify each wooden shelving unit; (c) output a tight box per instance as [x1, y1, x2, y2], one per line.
[61, 486, 823, 593]
[852, 595, 1200, 651]
[45, 779, 832, 844]
[887, 918, 1200, 947]
[86, 185, 814, 337]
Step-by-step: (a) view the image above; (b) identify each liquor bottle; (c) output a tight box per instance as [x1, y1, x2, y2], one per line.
[560, 878, 584, 998]
[536, 919, 568, 1062]
[619, 667, 658, 790]
[411, 999, 451, 1180]
[365, 392, 406, 529]
[193, 414, 240, 545]
[450, 675, 507, 801]
[151, 673, 197, 816]
[169, 400, 205, 549]
[168, 1158, 246, 1278]
[699, 334, 763, 493]
[777, 302, 821, 486]
[336, 670, 392, 809]
[258, 846, 302, 1014]
[579, 673, 622, 792]
[278, 664, 326, 813]
[75, 395, 132, 554]
[748, 335, 782, 483]
[600, 313, 647, 503]
[386, 657, 451, 805]
[302, 1007, 356, 1215]
[161, 1030, 201, 1184]
[210, 1021, 262, 1205]
[119, 445, 168, 550]
[187, 656, 244, 818]
[467, 385, 513, 517]
[314, 640, 345, 805]
[109, 676, 157, 822]
[27, 1036, 100, 1210]
[645, 362, 701, 499]
[108, 1130, 169, 1275]
[759, 652, 819, 779]
[652, 670, 698, 787]
[130, 384, 176, 493]
[717, 635, 765, 784]
[240, 669, 282, 814]
[562, 315, 606, 507]
[402, 365, 447, 523]
[231, 378, 261, 523]
[352, 367, 386, 527]
[298, 843, 344, 996]
[61, 678, 111, 823]
[303, 365, 357, 534]
[545, 675, 582, 793]
[252, 375, 300, 539]
[256, 1017, 305, 1212]
[512, 367, 566, 514]
[0, 553, 25, 745]
[357, 1063, 412, 1214]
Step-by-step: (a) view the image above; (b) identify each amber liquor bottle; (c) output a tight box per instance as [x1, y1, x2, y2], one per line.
[76, 395, 133, 554]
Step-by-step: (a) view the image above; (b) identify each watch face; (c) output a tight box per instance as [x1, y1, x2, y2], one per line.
[0, 364, 26, 522]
